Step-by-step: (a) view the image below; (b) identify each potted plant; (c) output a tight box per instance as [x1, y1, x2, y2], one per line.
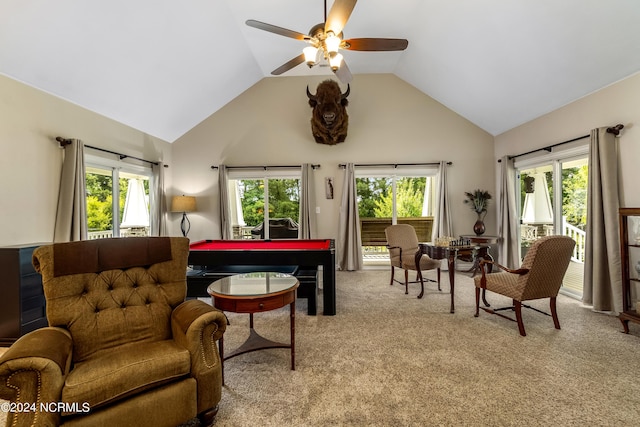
[464, 189, 492, 235]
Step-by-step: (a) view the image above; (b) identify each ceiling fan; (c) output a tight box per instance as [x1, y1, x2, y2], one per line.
[246, 0, 409, 84]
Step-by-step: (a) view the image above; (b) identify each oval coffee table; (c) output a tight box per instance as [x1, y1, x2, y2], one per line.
[207, 272, 299, 385]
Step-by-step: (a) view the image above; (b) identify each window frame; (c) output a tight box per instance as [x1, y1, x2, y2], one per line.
[228, 167, 302, 239]
[85, 152, 154, 239]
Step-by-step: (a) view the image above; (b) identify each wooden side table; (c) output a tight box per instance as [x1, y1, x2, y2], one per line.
[207, 272, 299, 385]
[417, 243, 493, 313]
[459, 235, 498, 276]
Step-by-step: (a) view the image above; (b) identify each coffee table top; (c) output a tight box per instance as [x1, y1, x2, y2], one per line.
[207, 272, 298, 297]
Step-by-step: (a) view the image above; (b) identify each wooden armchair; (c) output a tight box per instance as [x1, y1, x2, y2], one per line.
[474, 235, 575, 336]
[385, 224, 441, 298]
[0, 237, 226, 427]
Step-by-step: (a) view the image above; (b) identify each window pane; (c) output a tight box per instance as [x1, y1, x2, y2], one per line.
[268, 178, 300, 223]
[86, 167, 115, 239]
[520, 166, 553, 248]
[356, 177, 392, 219]
[357, 175, 434, 264]
[232, 179, 265, 239]
[119, 175, 150, 237]
[396, 177, 427, 219]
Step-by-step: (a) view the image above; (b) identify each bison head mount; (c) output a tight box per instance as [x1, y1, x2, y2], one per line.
[307, 80, 350, 145]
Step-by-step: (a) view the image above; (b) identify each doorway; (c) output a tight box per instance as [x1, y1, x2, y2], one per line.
[516, 154, 588, 297]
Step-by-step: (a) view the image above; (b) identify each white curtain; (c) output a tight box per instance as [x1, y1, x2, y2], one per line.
[149, 161, 167, 236]
[337, 163, 362, 270]
[298, 163, 316, 239]
[498, 155, 520, 267]
[54, 139, 87, 242]
[431, 161, 453, 241]
[218, 165, 232, 239]
[583, 127, 623, 313]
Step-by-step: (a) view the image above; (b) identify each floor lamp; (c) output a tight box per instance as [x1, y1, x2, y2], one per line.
[171, 195, 197, 237]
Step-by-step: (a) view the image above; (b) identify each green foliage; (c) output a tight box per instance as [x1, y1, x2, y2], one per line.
[238, 179, 300, 226]
[562, 165, 588, 229]
[356, 177, 391, 218]
[373, 178, 425, 217]
[269, 179, 300, 222]
[86, 173, 114, 231]
[86, 195, 113, 231]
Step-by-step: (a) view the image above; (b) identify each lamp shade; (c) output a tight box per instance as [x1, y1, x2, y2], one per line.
[171, 195, 196, 213]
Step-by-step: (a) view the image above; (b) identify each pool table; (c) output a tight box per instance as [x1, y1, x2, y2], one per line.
[188, 239, 336, 315]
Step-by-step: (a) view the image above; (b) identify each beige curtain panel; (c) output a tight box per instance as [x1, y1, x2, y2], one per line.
[150, 161, 166, 236]
[498, 155, 520, 268]
[583, 127, 623, 313]
[338, 163, 363, 271]
[53, 139, 87, 242]
[298, 163, 316, 239]
[218, 165, 232, 240]
[431, 160, 453, 241]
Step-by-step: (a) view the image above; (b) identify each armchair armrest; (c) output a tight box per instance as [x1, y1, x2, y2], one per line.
[171, 299, 227, 414]
[477, 259, 530, 289]
[0, 327, 73, 426]
[479, 259, 529, 275]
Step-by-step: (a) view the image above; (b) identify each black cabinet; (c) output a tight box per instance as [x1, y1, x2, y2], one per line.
[0, 243, 49, 345]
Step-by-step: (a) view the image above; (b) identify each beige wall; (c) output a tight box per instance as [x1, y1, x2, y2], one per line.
[0, 74, 173, 246]
[495, 71, 640, 208]
[172, 74, 496, 242]
[3, 68, 637, 248]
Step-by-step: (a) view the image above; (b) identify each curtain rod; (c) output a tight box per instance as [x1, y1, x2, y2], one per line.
[211, 164, 320, 170]
[56, 137, 167, 167]
[338, 162, 452, 168]
[499, 123, 624, 162]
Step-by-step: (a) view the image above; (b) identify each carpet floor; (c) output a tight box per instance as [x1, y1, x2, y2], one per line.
[211, 269, 640, 426]
[2, 269, 639, 426]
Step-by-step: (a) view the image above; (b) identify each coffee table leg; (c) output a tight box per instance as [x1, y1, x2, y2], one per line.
[290, 300, 296, 370]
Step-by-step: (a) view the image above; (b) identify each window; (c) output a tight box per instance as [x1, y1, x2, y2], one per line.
[227, 168, 301, 239]
[515, 144, 588, 297]
[355, 166, 438, 263]
[85, 153, 153, 239]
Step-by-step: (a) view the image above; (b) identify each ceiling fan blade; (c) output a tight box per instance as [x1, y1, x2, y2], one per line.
[246, 19, 310, 41]
[343, 38, 409, 51]
[334, 59, 353, 84]
[271, 54, 306, 75]
[325, 0, 357, 35]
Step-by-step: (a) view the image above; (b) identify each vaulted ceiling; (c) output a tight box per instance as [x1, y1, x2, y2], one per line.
[2, 1, 639, 143]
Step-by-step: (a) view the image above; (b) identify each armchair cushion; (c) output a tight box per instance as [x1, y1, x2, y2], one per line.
[62, 339, 191, 412]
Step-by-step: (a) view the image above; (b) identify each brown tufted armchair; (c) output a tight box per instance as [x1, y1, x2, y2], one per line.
[0, 237, 226, 427]
[474, 235, 576, 336]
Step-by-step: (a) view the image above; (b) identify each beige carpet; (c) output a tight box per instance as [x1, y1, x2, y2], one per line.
[212, 269, 640, 426]
[2, 270, 640, 426]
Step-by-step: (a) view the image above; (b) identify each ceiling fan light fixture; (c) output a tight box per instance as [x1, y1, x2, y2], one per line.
[329, 52, 343, 71]
[303, 46, 319, 67]
[325, 32, 341, 54]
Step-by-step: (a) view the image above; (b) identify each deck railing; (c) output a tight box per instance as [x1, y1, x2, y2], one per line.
[88, 227, 149, 240]
[562, 217, 586, 263]
[88, 230, 113, 240]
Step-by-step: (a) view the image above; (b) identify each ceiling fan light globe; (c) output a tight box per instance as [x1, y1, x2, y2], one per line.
[303, 46, 319, 67]
[329, 52, 343, 71]
[325, 32, 341, 54]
